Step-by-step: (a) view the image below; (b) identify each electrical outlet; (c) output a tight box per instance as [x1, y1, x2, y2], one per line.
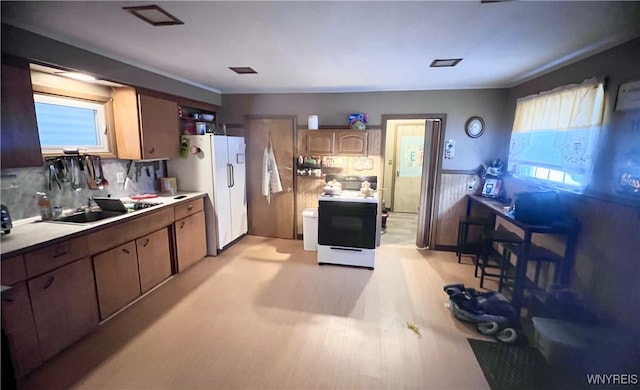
[116, 172, 125, 184]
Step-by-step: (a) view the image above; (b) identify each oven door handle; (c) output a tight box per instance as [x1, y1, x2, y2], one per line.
[330, 247, 363, 252]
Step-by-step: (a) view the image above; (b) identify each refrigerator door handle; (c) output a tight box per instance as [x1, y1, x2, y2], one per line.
[226, 163, 231, 188]
[230, 163, 235, 188]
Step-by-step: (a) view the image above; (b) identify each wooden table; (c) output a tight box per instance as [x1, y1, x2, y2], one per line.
[466, 194, 580, 312]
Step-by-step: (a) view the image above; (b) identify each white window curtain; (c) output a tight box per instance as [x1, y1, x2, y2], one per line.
[508, 77, 605, 190]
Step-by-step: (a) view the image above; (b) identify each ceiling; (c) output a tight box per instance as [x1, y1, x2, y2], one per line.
[2, 1, 640, 94]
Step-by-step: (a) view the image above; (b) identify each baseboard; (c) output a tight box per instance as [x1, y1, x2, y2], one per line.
[433, 245, 457, 252]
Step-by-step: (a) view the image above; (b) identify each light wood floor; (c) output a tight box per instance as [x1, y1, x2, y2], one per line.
[20, 235, 496, 390]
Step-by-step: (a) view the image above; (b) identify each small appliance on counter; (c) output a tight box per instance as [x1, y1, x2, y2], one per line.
[1, 205, 12, 234]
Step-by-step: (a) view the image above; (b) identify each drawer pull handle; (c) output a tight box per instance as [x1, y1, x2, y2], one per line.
[149, 147, 155, 154]
[43, 276, 55, 289]
[2, 297, 13, 303]
[53, 251, 69, 258]
[122, 248, 130, 254]
[143, 238, 150, 247]
[187, 205, 193, 210]
[180, 221, 185, 229]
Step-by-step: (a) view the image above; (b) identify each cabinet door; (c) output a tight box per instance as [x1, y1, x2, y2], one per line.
[306, 131, 335, 155]
[28, 257, 99, 361]
[138, 94, 180, 159]
[336, 131, 368, 156]
[136, 227, 172, 294]
[1, 282, 42, 378]
[93, 241, 141, 320]
[1, 57, 43, 168]
[175, 211, 207, 272]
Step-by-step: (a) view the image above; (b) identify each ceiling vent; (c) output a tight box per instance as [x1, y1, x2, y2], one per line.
[229, 67, 258, 74]
[122, 5, 184, 26]
[430, 58, 463, 68]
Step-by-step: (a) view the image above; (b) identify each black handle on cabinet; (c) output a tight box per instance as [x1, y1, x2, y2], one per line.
[187, 205, 193, 211]
[43, 276, 55, 289]
[52, 251, 68, 258]
[143, 238, 150, 247]
[149, 147, 155, 154]
[180, 221, 185, 229]
[122, 248, 130, 254]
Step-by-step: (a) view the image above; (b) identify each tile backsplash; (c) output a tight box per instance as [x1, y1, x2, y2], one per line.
[1, 159, 165, 220]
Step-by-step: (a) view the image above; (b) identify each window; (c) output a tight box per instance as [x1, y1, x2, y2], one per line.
[507, 77, 605, 192]
[33, 93, 109, 154]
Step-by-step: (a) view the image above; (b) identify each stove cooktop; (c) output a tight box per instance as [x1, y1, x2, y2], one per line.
[319, 190, 378, 203]
[133, 202, 162, 210]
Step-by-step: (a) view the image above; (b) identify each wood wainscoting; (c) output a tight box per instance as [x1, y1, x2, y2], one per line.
[433, 170, 480, 250]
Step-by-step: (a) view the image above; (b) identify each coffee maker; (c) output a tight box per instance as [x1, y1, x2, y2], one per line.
[1, 205, 12, 234]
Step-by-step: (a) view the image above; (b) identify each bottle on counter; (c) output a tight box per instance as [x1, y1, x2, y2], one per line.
[37, 192, 53, 221]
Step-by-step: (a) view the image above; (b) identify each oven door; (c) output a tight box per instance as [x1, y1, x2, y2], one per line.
[318, 200, 377, 249]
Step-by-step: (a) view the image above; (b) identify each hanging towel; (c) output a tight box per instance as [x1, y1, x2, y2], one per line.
[262, 132, 283, 204]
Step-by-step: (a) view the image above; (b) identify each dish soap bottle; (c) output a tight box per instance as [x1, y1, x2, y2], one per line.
[37, 192, 53, 221]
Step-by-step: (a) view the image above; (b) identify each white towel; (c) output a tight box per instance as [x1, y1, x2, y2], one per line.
[262, 134, 283, 204]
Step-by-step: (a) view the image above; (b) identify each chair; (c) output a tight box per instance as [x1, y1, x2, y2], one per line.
[499, 243, 564, 296]
[456, 216, 492, 263]
[476, 229, 523, 289]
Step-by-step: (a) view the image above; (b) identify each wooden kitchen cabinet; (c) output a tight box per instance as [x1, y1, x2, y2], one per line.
[336, 131, 368, 156]
[112, 87, 180, 160]
[93, 241, 141, 320]
[136, 227, 172, 294]
[1, 56, 43, 168]
[175, 211, 207, 272]
[2, 282, 43, 378]
[1, 254, 42, 378]
[306, 131, 335, 155]
[28, 257, 99, 361]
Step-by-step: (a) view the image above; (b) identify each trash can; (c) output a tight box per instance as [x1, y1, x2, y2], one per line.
[302, 208, 318, 251]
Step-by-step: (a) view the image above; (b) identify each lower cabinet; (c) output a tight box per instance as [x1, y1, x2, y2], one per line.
[93, 227, 172, 319]
[1, 282, 42, 378]
[93, 241, 141, 320]
[137, 227, 172, 294]
[28, 257, 99, 361]
[175, 211, 207, 271]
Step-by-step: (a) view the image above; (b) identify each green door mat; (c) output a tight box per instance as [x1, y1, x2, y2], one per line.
[468, 338, 584, 390]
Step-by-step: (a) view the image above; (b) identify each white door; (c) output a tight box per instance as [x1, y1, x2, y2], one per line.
[392, 120, 426, 213]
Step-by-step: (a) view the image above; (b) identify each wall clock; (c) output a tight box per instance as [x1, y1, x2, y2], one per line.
[465, 116, 485, 138]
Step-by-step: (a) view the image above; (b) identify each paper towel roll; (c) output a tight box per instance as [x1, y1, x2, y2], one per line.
[308, 115, 318, 130]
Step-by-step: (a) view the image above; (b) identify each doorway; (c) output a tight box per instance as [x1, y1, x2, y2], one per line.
[381, 115, 445, 248]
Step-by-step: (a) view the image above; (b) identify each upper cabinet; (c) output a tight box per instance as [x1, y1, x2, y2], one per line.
[305, 130, 367, 156]
[306, 131, 335, 155]
[336, 131, 368, 156]
[1, 57, 43, 168]
[112, 87, 180, 160]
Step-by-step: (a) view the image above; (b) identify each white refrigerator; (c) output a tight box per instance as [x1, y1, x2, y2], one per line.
[167, 135, 247, 254]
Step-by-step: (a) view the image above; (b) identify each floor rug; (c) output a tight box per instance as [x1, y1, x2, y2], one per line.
[468, 338, 559, 390]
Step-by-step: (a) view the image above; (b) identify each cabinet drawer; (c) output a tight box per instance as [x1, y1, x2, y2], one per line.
[88, 207, 174, 254]
[24, 236, 89, 278]
[1, 254, 27, 285]
[174, 198, 204, 220]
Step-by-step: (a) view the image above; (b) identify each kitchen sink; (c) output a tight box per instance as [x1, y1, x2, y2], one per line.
[53, 210, 125, 224]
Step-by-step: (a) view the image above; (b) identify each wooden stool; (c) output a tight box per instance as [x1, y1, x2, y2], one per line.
[500, 243, 564, 295]
[476, 229, 523, 289]
[457, 216, 492, 263]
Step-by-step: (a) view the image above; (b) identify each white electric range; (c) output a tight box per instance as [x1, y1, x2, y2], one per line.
[317, 175, 378, 269]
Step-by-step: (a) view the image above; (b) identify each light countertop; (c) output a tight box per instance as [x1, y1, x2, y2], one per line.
[0, 192, 206, 258]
